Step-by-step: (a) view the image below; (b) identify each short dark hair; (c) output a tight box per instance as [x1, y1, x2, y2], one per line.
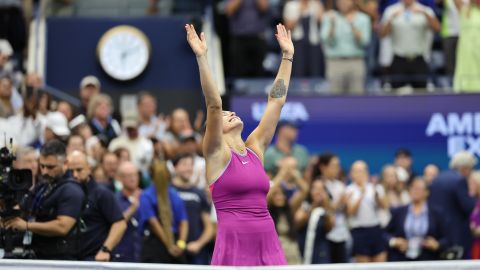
[40, 139, 66, 159]
[395, 148, 412, 158]
[277, 120, 299, 130]
[172, 153, 193, 167]
[409, 177, 429, 191]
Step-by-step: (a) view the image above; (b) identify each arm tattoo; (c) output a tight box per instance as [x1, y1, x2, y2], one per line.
[269, 79, 287, 98]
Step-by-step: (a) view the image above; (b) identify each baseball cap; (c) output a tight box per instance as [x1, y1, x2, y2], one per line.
[46, 112, 71, 137]
[0, 39, 13, 56]
[122, 111, 139, 128]
[80, 75, 101, 89]
[69, 114, 87, 130]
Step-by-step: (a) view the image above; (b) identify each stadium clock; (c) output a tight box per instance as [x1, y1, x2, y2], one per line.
[97, 25, 151, 81]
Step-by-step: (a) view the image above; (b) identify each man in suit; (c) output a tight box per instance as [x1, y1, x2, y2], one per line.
[429, 151, 477, 259]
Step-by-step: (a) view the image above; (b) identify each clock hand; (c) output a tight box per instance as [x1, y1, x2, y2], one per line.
[121, 50, 128, 60]
[120, 50, 128, 67]
[125, 45, 141, 57]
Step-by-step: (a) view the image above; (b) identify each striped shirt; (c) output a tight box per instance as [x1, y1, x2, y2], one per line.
[404, 204, 429, 239]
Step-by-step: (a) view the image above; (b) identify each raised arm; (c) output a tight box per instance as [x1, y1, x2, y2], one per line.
[186, 25, 224, 155]
[185, 24, 228, 183]
[246, 24, 294, 159]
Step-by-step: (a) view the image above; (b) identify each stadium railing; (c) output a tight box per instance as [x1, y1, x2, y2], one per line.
[1, 260, 480, 270]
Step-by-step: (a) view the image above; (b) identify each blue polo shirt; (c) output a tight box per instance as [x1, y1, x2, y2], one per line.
[112, 191, 142, 262]
[139, 185, 188, 234]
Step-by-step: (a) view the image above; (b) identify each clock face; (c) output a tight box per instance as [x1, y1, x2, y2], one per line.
[97, 25, 151, 81]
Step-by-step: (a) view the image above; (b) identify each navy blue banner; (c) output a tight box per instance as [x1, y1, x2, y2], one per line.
[231, 94, 480, 174]
[46, 17, 199, 93]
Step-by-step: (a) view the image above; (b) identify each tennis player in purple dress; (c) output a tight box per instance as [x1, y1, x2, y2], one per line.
[185, 23, 294, 266]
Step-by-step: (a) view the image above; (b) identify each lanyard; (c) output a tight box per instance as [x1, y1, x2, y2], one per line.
[30, 181, 60, 216]
[31, 184, 48, 214]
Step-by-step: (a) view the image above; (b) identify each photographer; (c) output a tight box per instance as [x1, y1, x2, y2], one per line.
[4, 140, 85, 260]
[66, 150, 126, 261]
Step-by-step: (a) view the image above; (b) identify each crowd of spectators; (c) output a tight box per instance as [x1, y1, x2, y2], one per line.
[222, 0, 480, 93]
[0, 73, 479, 265]
[2, 0, 480, 95]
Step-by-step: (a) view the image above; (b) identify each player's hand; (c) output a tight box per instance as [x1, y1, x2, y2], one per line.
[185, 24, 207, 57]
[275, 24, 294, 58]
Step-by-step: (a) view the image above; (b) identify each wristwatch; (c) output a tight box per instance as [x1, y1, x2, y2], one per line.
[101, 245, 112, 254]
[389, 238, 397, 248]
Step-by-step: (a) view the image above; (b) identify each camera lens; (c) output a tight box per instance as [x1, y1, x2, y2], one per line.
[8, 169, 32, 191]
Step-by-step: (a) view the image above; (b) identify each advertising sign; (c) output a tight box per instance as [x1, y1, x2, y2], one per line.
[231, 94, 480, 174]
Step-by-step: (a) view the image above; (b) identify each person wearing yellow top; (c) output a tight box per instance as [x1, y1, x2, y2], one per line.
[453, 0, 480, 93]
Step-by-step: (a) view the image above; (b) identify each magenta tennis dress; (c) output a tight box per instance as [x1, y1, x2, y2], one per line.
[210, 148, 287, 266]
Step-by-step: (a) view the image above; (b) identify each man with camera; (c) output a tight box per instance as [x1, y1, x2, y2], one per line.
[66, 150, 126, 261]
[4, 139, 85, 260]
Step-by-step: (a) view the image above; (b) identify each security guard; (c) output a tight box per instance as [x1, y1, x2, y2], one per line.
[66, 150, 126, 261]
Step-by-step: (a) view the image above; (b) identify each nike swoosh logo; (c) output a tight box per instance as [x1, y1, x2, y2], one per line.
[242, 161, 249, 165]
